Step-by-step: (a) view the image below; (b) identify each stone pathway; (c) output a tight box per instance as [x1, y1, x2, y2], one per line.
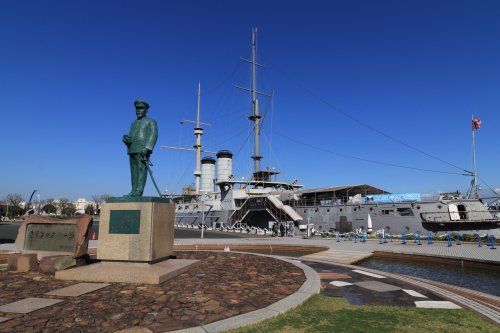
[415, 301, 462, 309]
[301, 248, 372, 264]
[0, 252, 305, 332]
[0, 298, 64, 314]
[45, 282, 110, 297]
[403, 289, 427, 298]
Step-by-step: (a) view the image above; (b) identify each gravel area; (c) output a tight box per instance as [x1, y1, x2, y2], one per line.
[0, 251, 305, 333]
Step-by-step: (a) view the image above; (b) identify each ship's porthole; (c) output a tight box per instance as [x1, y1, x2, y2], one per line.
[370, 208, 373, 211]
[417, 206, 421, 209]
[340, 208, 343, 212]
[438, 205, 442, 209]
[327, 209, 330, 212]
[354, 208, 357, 211]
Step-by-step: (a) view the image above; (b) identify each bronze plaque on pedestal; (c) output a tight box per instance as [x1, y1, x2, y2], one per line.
[109, 210, 141, 234]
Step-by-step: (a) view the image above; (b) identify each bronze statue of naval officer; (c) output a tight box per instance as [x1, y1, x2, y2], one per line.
[122, 100, 158, 197]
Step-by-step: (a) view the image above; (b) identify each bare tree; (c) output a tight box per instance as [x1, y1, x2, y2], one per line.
[84, 204, 95, 216]
[91, 194, 111, 213]
[61, 203, 76, 216]
[42, 203, 57, 215]
[5, 193, 24, 208]
[41, 198, 57, 215]
[54, 198, 70, 216]
[44, 198, 56, 206]
[4, 193, 25, 217]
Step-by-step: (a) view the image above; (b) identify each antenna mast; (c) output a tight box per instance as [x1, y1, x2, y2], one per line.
[236, 27, 271, 175]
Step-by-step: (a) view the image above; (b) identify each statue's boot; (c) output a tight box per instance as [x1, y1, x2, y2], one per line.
[129, 189, 143, 197]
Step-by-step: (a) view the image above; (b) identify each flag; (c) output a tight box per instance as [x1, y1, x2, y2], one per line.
[472, 118, 481, 131]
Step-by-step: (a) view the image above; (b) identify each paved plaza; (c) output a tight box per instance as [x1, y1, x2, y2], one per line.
[172, 236, 500, 264]
[1, 235, 499, 330]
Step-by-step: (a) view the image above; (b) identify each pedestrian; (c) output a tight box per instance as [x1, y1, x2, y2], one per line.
[279, 222, 285, 237]
[272, 222, 278, 237]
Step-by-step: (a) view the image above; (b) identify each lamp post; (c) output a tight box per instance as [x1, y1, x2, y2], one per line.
[307, 216, 311, 238]
[201, 197, 205, 239]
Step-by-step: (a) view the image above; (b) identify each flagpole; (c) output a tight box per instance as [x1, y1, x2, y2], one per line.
[471, 114, 478, 198]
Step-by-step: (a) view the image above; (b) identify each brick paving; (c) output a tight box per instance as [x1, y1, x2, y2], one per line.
[0, 251, 305, 333]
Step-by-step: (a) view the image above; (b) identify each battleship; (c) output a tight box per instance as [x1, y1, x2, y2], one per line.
[165, 28, 500, 236]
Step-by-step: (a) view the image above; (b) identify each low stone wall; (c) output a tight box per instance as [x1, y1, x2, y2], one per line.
[174, 244, 329, 256]
[85, 244, 328, 258]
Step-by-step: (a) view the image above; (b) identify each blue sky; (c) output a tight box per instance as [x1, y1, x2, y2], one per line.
[1, 0, 499, 200]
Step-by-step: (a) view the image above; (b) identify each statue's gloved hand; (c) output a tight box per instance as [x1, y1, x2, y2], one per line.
[122, 135, 132, 145]
[140, 148, 152, 157]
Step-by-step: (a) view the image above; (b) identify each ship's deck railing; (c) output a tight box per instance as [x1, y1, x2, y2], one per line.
[174, 222, 271, 235]
[288, 196, 404, 207]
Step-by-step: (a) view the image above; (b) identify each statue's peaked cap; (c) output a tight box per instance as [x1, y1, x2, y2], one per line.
[134, 100, 150, 109]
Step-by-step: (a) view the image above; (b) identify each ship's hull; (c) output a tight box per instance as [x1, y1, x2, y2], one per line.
[294, 200, 500, 234]
[176, 198, 500, 236]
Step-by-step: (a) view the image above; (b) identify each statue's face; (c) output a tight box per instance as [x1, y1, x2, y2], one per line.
[135, 106, 148, 119]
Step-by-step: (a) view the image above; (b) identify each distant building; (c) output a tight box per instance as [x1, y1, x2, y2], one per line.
[73, 198, 88, 214]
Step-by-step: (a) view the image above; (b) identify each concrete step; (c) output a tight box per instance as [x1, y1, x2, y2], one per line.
[301, 249, 373, 264]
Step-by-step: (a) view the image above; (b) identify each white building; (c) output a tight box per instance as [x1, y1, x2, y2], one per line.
[73, 198, 89, 214]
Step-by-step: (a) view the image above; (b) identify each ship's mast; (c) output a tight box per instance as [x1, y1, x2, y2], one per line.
[236, 27, 271, 175]
[250, 28, 261, 173]
[194, 82, 203, 193]
[160, 82, 215, 194]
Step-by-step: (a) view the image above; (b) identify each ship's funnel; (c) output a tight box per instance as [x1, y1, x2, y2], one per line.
[201, 156, 216, 193]
[216, 150, 233, 182]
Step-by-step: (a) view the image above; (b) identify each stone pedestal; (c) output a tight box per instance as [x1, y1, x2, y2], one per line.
[97, 197, 174, 262]
[57, 197, 199, 284]
[55, 260, 200, 284]
[14, 215, 93, 261]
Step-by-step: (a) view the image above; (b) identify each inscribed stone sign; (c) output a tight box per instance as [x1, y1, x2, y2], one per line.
[24, 223, 77, 252]
[109, 210, 141, 234]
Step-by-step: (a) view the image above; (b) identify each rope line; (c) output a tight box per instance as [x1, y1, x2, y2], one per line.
[274, 131, 468, 176]
[266, 59, 471, 174]
[204, 52, 248, 95]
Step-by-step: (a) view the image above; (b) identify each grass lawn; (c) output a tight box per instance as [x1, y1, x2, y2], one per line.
[230, 295, 498, 333]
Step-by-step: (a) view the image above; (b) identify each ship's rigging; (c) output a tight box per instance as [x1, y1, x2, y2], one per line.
[160, 28, 497, 199]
